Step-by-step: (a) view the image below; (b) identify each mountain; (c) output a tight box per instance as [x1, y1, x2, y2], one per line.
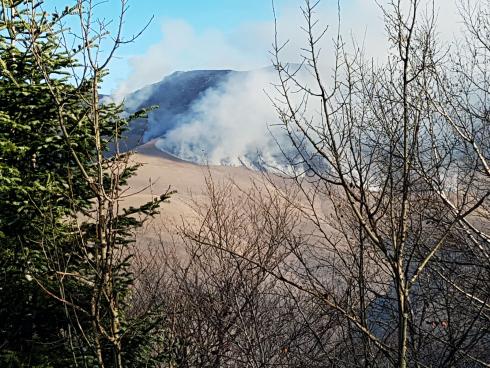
[116, 67, 296, 169]
[119, 69, 239, 152]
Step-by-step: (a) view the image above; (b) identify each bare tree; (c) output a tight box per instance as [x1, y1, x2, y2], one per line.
[149, 0, 489, 367]
[266, 0, 489, 366]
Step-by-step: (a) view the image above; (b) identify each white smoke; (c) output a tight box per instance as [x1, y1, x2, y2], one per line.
[153, 69, 286, 167]
[115, 0, 464, 167]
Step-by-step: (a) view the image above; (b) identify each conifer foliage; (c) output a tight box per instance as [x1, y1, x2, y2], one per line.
[0, 1, 171, 366]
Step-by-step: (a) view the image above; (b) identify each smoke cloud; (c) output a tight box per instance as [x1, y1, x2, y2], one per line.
[116, 0, 464, 167]
[153, 69, 285, 167]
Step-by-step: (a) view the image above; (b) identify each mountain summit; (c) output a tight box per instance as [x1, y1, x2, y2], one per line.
[117, 67, 288, 169]
[119, 69, 238, 152]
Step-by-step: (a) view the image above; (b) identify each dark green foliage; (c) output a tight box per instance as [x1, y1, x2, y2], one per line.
[0, 2, 172, 366]
[1, 5, 86, 366]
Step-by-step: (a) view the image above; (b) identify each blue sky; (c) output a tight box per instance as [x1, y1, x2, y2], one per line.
[47, 0, 458, 95]
[74, 0, 459, 96]
[85, 0, 289, 93]
[105, 1, 277, 49]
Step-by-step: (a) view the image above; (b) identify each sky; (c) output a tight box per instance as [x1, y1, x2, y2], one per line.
[77, 0, 462, 95]
[91, 0, 293, 94]
[75, 0, 365, 94]
[63, 0, 467, 165]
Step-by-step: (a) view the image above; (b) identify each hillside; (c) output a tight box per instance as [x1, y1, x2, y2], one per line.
[125, 139, 269, 245]
[119, 69, 237, 152]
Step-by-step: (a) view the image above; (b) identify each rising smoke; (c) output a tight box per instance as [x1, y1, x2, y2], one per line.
[114, 0, 462, 168]
[152, 69, 287, 167]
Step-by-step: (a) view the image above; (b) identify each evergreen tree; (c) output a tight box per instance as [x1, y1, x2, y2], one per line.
[0, 2, 171, 366]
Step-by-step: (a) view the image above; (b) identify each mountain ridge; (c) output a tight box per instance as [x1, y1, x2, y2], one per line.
[119, 69, 239, 152]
